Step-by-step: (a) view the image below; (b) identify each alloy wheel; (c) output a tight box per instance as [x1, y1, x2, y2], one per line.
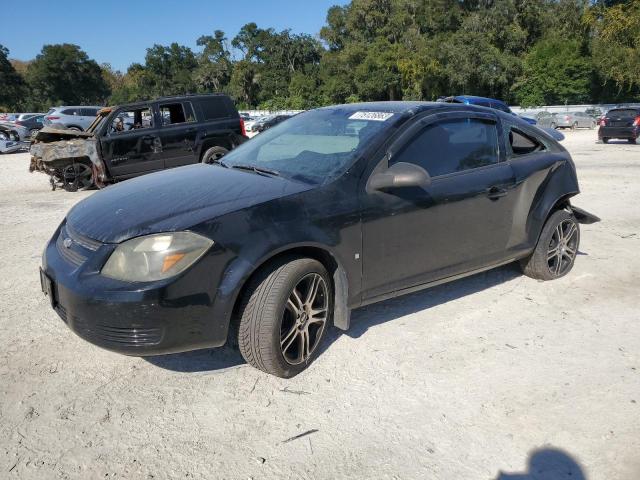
[547, 219, 578, 276]
[280, 273, 328, 365]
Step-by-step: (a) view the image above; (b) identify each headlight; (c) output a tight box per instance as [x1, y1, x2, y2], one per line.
[101, 232, 214, 282]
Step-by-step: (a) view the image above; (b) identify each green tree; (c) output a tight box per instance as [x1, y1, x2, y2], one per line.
[195, 30, 232, 92]
[141, 43, 198, 97]
[513, 36, 592, 106]
[0, 44, 26, 110]
[25, 44, 109, 110]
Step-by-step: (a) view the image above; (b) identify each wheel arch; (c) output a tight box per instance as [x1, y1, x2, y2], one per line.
[223, 243, 351, 345]
[198, 134, 239, 161]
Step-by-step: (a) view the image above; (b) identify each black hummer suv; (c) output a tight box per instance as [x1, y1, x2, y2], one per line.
[30, 94, 248, 191]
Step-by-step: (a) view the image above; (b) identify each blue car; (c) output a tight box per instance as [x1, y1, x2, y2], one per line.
[439, 95, 537, 125]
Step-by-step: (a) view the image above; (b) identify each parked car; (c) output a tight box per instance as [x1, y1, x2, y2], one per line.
[30, 94, 247, 191]
[438, 95, 537, 125]
[535, 111, 557, 128]
[0, 121, 30, 141]
[0, 123, 30, 152]
[598, 107, 640, 144]
[552, 112, 596, 130]
[15, 114, 45, 138]
[16, 113, 44, 122]
[585, 107, 603, 119]
[0, 113, 18, 122]
[253, 114, 293, 133]
[39, 101, 599, 377]
[43, 106, 102, 131]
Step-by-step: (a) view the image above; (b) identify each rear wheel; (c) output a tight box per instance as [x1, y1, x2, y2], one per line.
[628, 137, 637, 144]
[67, 126, 82, 132]
[551, 122, 557, 129]
[237, 257, 332, 378]
[201, 146, 229, 164]
[520, 210, 580, 281]
[602, 137, 609, 144]
[589, 121, 596, 130]
[29, 128, 40, 139]
[571, 122, 578, 130]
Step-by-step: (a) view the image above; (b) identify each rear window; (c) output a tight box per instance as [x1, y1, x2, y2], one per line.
[198, 97, 232, 121]
[607, 109, 639, 117]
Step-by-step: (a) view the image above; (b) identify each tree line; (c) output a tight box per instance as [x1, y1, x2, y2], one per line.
[1, 0, 638, 112]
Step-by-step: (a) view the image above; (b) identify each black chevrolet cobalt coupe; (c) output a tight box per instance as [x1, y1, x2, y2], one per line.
[41, 102, 599, 377]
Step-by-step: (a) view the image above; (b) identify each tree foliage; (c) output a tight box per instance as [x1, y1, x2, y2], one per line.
[24, 44, 109, 109]
[2, 1, 639, 112]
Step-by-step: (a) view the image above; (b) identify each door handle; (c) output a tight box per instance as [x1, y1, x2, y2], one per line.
[487, 186, 508, 200]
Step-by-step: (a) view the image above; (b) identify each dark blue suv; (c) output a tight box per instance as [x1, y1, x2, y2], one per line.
[439, 95, 537, 125]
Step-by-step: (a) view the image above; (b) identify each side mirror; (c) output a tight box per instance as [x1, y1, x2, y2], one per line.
[369, 161, 432, 191]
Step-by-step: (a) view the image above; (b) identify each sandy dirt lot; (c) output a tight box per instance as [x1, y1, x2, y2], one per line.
[0, 129, 638, 479]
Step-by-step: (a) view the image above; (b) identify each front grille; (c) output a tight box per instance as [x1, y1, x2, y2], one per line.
[56, 229, 87, 267]
[56, 223, 104, 268]
[65, 223, 102, 251]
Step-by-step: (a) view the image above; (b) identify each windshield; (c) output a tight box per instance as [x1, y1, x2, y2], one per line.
[221, 107, 397, 185]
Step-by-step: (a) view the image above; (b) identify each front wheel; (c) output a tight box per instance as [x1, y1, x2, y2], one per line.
[520, 210, 580, 281]
[628, 137, 637, 144]
[237, 257, 332, 378]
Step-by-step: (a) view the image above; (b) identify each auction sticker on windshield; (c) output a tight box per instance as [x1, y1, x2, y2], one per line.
[348, 111, 394, 121]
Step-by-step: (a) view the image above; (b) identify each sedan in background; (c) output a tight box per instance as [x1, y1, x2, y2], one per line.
[15, 114, 45, 138]
[253, 114, 293, 133]
[598, 107, 640, 144]
[438, 95, 537, 125]
[553, 112, 596, 130]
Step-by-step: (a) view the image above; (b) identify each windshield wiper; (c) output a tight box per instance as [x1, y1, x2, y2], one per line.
[210, 158, 229, 168]
[230, 164, 280, 177]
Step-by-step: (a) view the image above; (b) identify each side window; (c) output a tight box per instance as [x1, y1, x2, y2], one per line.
[391, 118, 500, 177]
[198, 97, 231, 121]
[109, 107, 153, 134]
[508, 128, 545, 156]
[159, 103, 187, 125]
[183, 102, 196, 122]
[61, 108, 79, 116]
[80, 108, 98, 116]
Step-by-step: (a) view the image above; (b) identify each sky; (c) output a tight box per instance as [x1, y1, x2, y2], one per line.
[1, 0, 349, 71]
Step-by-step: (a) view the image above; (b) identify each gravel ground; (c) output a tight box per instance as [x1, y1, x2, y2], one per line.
[0, 129, 638, 479]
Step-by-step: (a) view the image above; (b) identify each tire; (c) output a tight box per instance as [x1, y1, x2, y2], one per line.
[29, 128, 39, 139]
[237, 257, 333, 378]
[602, 137, 609, 144]
[201, 146, 229, 164]
[589, 122, 596, 130]
[67, 126, 82, 131]
[551, 122, 557, 129]
[520, 209, 580, 281]
[571, 122, 578, 130]
[628, 137, 637, 144]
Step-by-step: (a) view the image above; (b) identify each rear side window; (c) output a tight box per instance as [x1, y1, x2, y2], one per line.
[198, 97, 231, 120]
[159, 103, 188, 125]
[508, 128, 544, 156]
[61, 108, 79, 116]
[80, 108, 98, 116]
[392, 118, 500, 177]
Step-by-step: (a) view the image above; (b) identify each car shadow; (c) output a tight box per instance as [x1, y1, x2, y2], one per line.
[496, 447, 586, 479]
[147, 263, 522, 373]
[144, 345, 245, 373]
[317, 263, 521, 356]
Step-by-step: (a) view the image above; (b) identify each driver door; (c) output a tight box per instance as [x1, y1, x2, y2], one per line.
[361, 112, 517, 300]
[100, 105, 163, 178]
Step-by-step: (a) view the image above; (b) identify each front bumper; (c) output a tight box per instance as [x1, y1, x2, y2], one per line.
[42, 222, 232, 356]
[598, 126, 639, 140]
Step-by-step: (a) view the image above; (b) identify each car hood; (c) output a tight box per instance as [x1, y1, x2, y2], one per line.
[66, 164, 311, 243]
